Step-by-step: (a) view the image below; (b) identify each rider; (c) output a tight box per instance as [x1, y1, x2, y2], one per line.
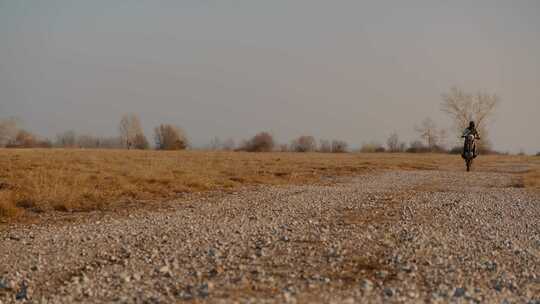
[462, 121, 480, 158]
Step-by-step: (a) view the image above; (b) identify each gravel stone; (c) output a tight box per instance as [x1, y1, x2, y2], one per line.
[0, 170, 539, 303]
[453, 287, 466, 298]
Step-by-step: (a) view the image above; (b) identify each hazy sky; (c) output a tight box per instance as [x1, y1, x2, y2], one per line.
[1, 1, 539, 152]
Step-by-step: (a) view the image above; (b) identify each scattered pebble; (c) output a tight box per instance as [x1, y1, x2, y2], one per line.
[0, 170, 538, 303]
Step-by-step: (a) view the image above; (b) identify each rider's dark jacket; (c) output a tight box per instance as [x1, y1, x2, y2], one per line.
[462, 127, 479, 138]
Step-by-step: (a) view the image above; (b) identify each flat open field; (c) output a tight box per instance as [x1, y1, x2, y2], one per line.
[0, 150, 539, 303]
[0, 149, 538, 222]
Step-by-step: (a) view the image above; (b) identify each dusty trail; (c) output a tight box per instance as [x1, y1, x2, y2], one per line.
[1, 169, 539, 303]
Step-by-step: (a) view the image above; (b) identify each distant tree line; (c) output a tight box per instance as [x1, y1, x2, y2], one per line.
[0, 117, 51, 148]
[0, 87, 530, 155]
[0, 114, 189, 151]
[228, 133, 348, 153]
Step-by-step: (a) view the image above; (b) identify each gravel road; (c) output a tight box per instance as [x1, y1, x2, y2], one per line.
[1, 170, 539, 303]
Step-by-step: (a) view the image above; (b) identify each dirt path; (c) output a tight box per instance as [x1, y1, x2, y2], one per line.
[1, 170, 539, 303]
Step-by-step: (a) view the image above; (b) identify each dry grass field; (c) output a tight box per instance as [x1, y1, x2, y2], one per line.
[0, 149, 538, 221]
[523, 162, 540, 189]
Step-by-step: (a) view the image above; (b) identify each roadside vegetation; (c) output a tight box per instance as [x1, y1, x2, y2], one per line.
[0, 86, 537, 222]
[523, 155, 540, 189]
[0, 149, 536, 222]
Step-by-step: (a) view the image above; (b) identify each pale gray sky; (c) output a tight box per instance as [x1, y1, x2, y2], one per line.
[1, 0, 539, 153]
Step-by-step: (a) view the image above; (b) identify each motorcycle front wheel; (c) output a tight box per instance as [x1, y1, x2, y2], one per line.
[466, 159, 473, 172]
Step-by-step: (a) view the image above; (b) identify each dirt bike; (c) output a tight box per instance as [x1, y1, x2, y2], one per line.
[462, 134, 479, 172]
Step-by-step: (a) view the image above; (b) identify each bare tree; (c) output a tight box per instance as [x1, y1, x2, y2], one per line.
[119, 114, 147, 149]
[387, 132, 403, 153]
[415, 118, 439, 150]
[154, 124, 188, 150]
[441, 86, 499, 149]
[319, 139, 332, 153]
[209, 137, 222, 151]
[6, 129, 42, 148]
[15, 130, 36, 147]
[290, 135, 317, 152]
[55, 130, 77, 147]
[407, 140, 429, 153]
[438, 129, 449, 150]
[0, 117, 20, 147]
[77, 134, 98, 148]
[331, 140, 348, 153]
[399, 142, 407, 152]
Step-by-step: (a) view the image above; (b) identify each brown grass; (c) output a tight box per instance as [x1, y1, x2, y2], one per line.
[523, 156, 540, 189]
[0, 149, 535, 222]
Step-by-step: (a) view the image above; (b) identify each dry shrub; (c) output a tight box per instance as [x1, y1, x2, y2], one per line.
[5, 130, 51, 148]
[319, 140, 332, 153]
[291, 136, 317, 152]
[406, 141, 432, 153]
[331, 140, 348, 153]
[132, 134, 149, 150]
[15, 130, 38, 147]
[360, 142, 384, 153]
[239, 132, 275, 152]
[154, 125, 188, 150]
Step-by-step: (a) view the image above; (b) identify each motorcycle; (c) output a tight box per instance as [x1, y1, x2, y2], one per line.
[462, 134, 479, 172]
